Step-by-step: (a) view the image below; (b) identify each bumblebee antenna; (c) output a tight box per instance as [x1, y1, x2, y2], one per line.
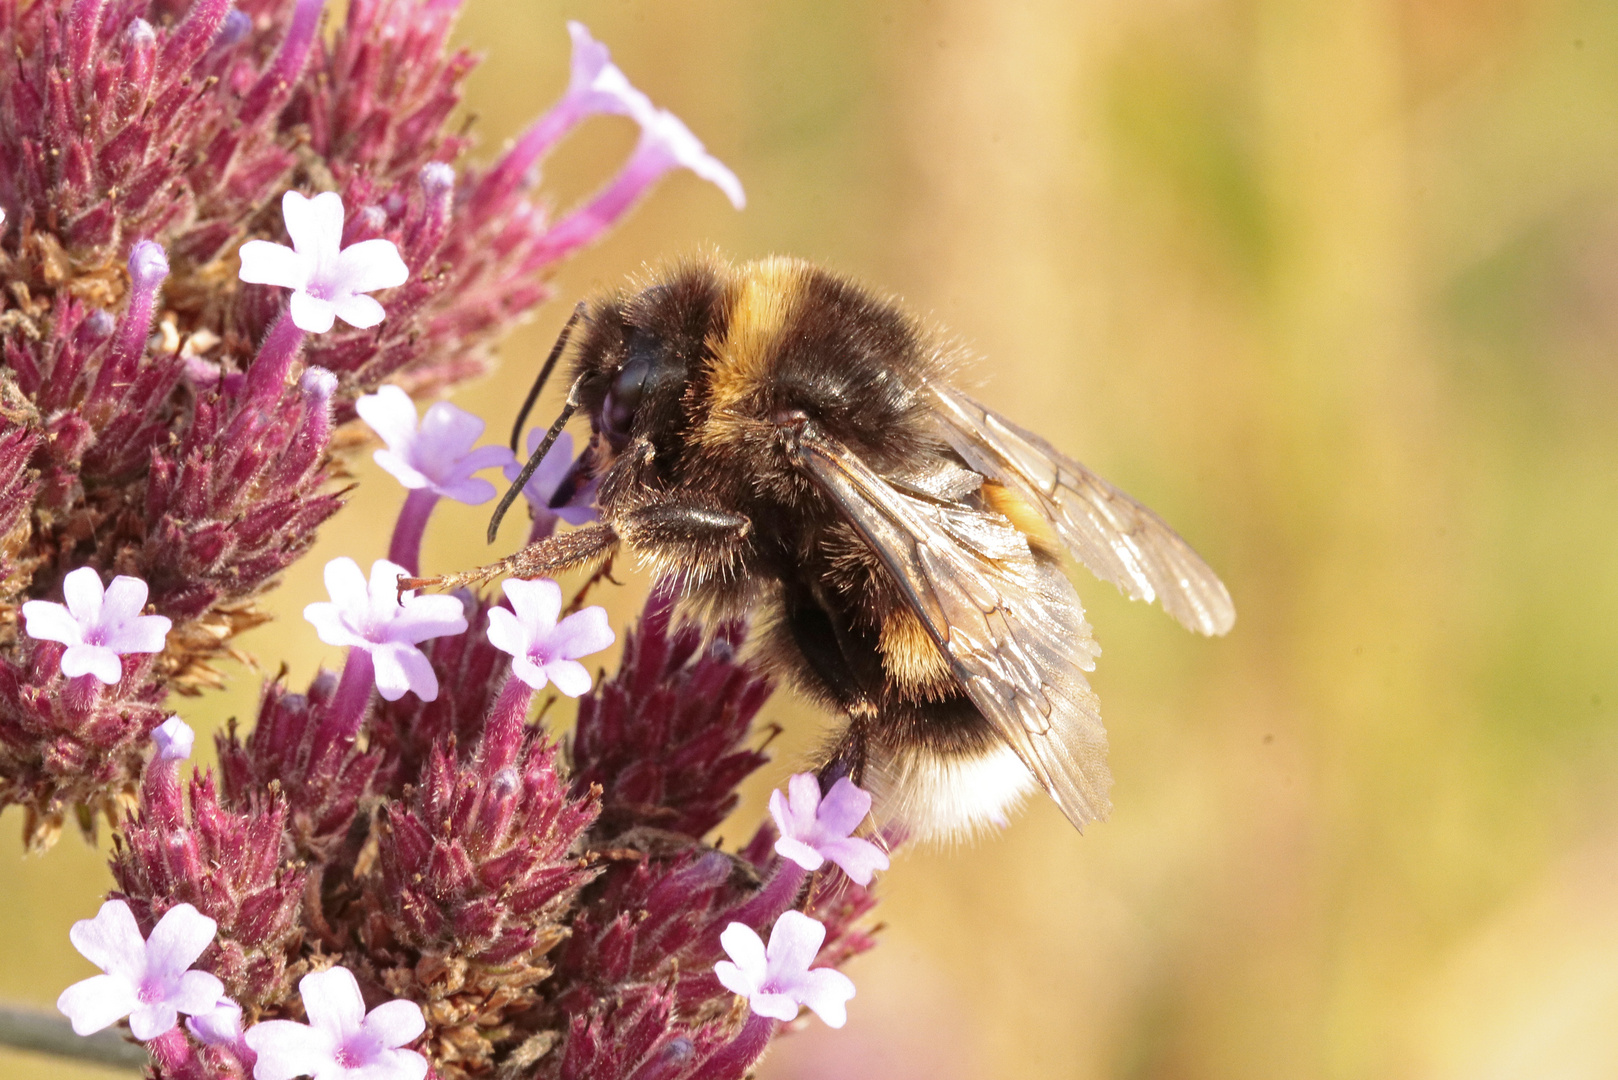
[488, 372, 587, 544]
[510, 302, 586, 454]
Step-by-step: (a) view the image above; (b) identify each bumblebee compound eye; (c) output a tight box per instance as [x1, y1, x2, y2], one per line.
[604, 355, 650, 435]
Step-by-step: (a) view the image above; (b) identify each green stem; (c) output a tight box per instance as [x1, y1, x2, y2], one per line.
[0, 1003, 148, 1070]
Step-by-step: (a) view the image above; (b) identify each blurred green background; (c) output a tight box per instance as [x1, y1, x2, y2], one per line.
[8, 0, 1618, 1077]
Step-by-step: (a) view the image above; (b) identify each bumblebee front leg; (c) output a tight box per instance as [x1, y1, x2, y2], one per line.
[400, 523, 620, 592]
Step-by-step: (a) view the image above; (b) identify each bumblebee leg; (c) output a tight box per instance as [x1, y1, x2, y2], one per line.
[616, 501, 752, 549]
[399, 524, 619, 593]
[817, 705, 875, 792]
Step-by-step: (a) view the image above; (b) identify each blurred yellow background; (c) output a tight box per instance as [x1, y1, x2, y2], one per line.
[8, 0, 1618, 1077]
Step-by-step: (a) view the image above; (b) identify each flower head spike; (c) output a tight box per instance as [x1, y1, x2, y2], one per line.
[244, 967, 427, 1080]
[303, 558, 468, 701]
[504, 430, 600, 530]
[485, 578, 615, 695]
[56, 900, 225, 1040]
[238, 190, 409, 333]
[714, 911, 855, 1028]
[770, 774, 890, 885]
[357, 385, 516, 504]
[151, 717, 195, 762]
[22, 567, 172, 684]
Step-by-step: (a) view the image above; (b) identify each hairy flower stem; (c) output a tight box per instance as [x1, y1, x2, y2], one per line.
[388, 489, 440, 575]
[729, 860, 809, 928]
[479, 675, 534, 772]
[701, 1013, 776, 1078]
[241, 314, 307, 408]
[317, 650, 376, 757]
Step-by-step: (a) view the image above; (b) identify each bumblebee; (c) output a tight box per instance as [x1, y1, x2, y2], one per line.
[431, 255, 1234, 839]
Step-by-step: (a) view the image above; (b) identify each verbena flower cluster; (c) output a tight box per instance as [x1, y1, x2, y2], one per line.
[1, 0, 890, 1076]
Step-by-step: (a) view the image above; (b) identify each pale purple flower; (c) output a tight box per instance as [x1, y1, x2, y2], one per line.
[627, 105, 746, 210]
[244, 966, 427, 1080]
[238, 191, 409, 333]
[485, 578, 614, 695]
[770, 774, 889, 886]
[356, 385, 515, 504]
[562, 21, 656, 120]
[187, 998, 246, 1048]
[714, 911, 855, 1028]
[303, 558, 468, 702]
[56, 901, 225, 1040]
[151, 717, 195, 762]
[21, 566, 172, 684]
[504, 430, 600, 529]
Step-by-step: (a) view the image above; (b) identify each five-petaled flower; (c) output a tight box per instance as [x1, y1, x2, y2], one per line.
[714, 911, 855, 1028]
[303, 558, 468, 701]
[21, 567, 172, 684]
[485, 578, 615, 696]
[238, 190, 409, 333]
[56, 900, 226, 1040]
[504, 430, 600, 534]
[244, 966, 427, 1080]
[770, 774, 889, 886]
[151, 717, 195, 762]
[357, 385, 516, 504]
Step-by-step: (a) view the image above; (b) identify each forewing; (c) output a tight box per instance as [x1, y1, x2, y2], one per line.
[933, 387, 1236, 637]
[793, 428, 1112, 831]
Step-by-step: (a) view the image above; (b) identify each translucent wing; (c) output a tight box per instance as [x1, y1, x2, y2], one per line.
[792, 425, 1112, 831]
[933, 386, 1236, 637]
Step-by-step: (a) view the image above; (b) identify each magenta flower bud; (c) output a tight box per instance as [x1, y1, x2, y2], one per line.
[419, 162, 455, 198]
[211, 9, 252, 50]
[152, 717, 195, 762]
[129, 241, 170, 292]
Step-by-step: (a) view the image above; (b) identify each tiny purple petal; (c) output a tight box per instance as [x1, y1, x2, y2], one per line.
[245, 1019, 336, 1080]
[19, 601, 83, 646]
[62, 566, 105, 624]
[360, 1000, 427, 1048]
[57, 975, 139, 1036]
[300, 968, 366, 1036]
[152, 717, 194, 761]
[186, 998, 244, 1046]
[67, 901, 146, 981]
[144, 904, 219, 977]
[61, 644, 123, 684]
[128, 241, 169, 291]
